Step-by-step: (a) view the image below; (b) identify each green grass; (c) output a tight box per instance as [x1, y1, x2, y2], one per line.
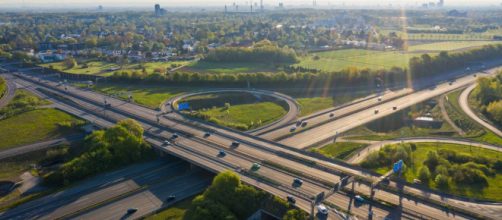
[293, 49, 434, 72]
[369, 143, 502, 201]
[185, 61, 277, 73]
[41, 61, 190, 76]
[312, 142, 368, 160]
[196, 102, 287, 131]
[0, 76, 6, 99]
[88, 83, 189, 109]
[0, 109, 83, 150]
[144, 195, 195, 220]
[296, 97, 335, 117]
[408, 41, 502, 52]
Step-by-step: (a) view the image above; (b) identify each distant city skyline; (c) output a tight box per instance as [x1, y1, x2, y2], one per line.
[2, 0, 502, 8]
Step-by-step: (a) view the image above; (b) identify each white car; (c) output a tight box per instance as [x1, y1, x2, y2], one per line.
[317, 204, 328, 215]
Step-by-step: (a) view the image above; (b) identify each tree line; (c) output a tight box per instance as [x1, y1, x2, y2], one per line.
[204, 42, 298, 63]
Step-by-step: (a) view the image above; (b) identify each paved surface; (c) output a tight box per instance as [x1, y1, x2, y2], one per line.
[278, 65, 502, 149]
[166, 88, 300, 136]
[5, 70, 501, 219]
[459, 83, 502, 137]
[0, 160, 189, 220]
[0, 74, 16, 108]
[0, 134, 85, 160]
[346, 137, 502, 164]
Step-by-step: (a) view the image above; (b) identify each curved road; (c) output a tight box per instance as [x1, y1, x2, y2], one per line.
[459, 83, 502, 137]
[346, 137, 502, 164]
[166, 89, 300, 136]
[0, 74, 16, 108]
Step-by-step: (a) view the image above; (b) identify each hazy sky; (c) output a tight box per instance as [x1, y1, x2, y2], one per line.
[2, 0, 502, 8]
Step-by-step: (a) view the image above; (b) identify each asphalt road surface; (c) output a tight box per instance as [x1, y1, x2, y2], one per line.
[459, 83, 502, 137]
[0, 134, 84, 160]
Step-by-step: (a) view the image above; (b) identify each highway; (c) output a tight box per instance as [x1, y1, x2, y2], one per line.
[346, 137, 502, 164]
[278, 65, 502, 149]
[0, 74, 16, 108]
[459, 83, 502, 137]
[5, 70, 499, 219]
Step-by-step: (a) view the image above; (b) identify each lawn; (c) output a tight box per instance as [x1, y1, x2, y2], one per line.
[0, 109, 83, 150]
[296, 97, 335, 117]
[40, 61, 119, 75]
[182, 92, 288, 131]
[312, 142, 368, 160]
[366, 143, 502, 201]
[184, 61, 277, 73]
[408, 41, 502, 52]
[0, 76, 6, 99]
[293, 49, 428, 72]
[89, 83, 189, 109]
[144, 195, 195, 220]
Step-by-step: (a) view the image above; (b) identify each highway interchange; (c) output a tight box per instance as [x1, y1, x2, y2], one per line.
[0, 60, 501, 220]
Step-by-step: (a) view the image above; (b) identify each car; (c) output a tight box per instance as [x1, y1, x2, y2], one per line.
[218, 150, 226, 157]
[296, 120, 302, 126]
[466, 67, 471, 71]
[329, 113, 334, 117]
[378, 96, 382, 101]
[413, 179, 422, 184]
[163, 140, 171, 145]
[166, 102, 171, 106]
[449, 81, 453, 85]
[204, 132, 211, 138]
[293, 178, 303, 186]
[127, 208, 138, 214]
[235, 166, 242, 173]
[474, 74, 477, 77]
[354, 195, 365, 203]
[317, 204, 329, 215]
[171, 133, 179, 139]
[287, 195, 296, 204]
[301, 121, 308, 127]
[231, 141, 240, 147]
[166, 195, 176, 202]
[251, 163, 261, 171]
[393, 106, 397, 110]
[290, 126, 296, 132]
[374, 109, 379, 114]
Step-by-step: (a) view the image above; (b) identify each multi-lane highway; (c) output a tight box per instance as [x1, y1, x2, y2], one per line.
[278, 66, 502, 149]
[6, 71, 490, 219]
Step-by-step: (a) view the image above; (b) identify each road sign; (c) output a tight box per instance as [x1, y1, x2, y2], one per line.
[178, 102, 190, 111]
[393, 160, 403, 173]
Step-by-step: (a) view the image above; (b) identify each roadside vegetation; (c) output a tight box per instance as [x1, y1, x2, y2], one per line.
[182, 92, 288, 131]
[44, 119, 155, 186]
[0, 90, 84, 150]
[361, 143, 502, 201]
[182, 171, 307, 220]
[0, 76, 6, 99]
[311, 142, 368, 160]
[407, 41, 501, 52]
[444, 90, 502, 145]
[145, 195, 195, 220]
[470, 72, 502, 127]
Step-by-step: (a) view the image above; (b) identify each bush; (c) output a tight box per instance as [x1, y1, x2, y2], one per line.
[418, 166, 431, 183]
[435, 174, 449, 189]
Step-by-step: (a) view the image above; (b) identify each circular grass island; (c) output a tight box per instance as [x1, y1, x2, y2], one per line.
[178, 91, 290, 131]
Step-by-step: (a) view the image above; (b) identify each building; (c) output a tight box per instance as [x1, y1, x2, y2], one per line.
[154, 4, 166, 16]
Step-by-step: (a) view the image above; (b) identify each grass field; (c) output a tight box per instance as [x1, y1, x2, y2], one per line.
[88, 83, 189, 109]
[296, 97, 335, 117]
[293, 49, 428, 71]
[368, 143, 502, 201]
[312, 142, 368, 160]
[41, 60, 190, 76]
[144, 195, 195, 220]
[0, 109, 82, 150]
[408, 41, 502, 52]
[182, 92, 288, 131]
[184, 61, 277, 73]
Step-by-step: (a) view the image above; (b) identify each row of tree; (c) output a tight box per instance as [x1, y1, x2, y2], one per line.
[204, 42, 298, 63]
[44, 119, 154, 186]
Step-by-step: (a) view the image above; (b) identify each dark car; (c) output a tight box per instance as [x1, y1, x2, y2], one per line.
[231, 141, 240, 147]
[166, 195, 176, 202]
[287, 195, 296, 204]
[329, 113, 334, 117]
[204, 132, 211, 138]
[293, 178, 303, 186]
[171, 133, 179, 139]
[127, 208, 138, 214]
[218, 150, 226, 157]
[393, 106, 397, 110]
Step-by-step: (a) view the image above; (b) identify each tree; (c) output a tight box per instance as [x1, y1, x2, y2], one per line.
[424, 151, 440, 172]
[283, 209, 308, 220]
[435, 174, 449, 189]
[63, 57, 77, 69]
[418, 166, 431, 183]
[486, 100, 502, 125]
